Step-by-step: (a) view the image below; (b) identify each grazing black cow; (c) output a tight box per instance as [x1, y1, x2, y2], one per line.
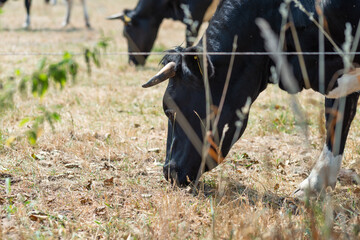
[107, 0, 220, 65]
[143, 0, 360, 197]
[0, 0, 90, 28]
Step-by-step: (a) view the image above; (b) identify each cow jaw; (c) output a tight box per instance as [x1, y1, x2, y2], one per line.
[294, 145, 342, 198]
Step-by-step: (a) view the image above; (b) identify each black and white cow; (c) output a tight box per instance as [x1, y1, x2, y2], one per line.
[0, 0, 90, 28]
[107, 0, 220, 66]
[143, 0, 360, 198]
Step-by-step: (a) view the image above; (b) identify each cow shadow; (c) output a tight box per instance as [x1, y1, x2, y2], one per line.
[0, 27, 92, 32]
[190, 181, 301, 214]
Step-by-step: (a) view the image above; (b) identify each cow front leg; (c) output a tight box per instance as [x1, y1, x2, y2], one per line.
[23, 0, 31, 28]
[81, 0, 90, 28]
[62, 0, 72, 27]
[295, 93, 359, 198]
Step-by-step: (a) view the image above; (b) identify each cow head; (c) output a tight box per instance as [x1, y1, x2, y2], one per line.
[143, 46, 254, 185]
[107, 8, 162, 66]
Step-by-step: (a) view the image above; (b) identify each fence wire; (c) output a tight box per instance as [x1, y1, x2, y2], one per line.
[0, 51, 360, 56]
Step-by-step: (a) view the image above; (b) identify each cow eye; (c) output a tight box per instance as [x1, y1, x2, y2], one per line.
[165, 109, 176, 122]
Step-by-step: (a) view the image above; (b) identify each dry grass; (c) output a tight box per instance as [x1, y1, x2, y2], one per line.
[0, 0, 360, 239]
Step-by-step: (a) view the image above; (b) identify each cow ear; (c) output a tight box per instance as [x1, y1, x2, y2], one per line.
[181, 47, 215, 83]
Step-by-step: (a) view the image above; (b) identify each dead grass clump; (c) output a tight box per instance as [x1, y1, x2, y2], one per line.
[0, 0, 360, 239]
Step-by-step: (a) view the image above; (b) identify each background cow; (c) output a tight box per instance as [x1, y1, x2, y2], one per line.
[0, 0, 90, 28]
[107, 0, 220, 66]
[143, 0, 360, 198]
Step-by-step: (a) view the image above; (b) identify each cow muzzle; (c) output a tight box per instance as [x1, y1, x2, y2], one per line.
[163, 161, 191, 186]
[163, 161, 179, 184]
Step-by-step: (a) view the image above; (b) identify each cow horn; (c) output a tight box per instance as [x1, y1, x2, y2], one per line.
[142, 62, 176, 88]
[106, 13, 125, 21]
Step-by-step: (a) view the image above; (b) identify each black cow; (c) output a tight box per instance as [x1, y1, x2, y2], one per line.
[0, 0, 90, 29]
[143, 0, 360, 198]
[107, 0, 220, 66]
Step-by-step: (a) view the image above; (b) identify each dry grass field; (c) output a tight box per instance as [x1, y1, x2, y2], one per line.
[0, 0, 360, 239]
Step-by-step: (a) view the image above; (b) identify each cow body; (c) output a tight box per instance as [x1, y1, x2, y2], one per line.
[107, 0, 220, 65]
[143, 0, 360, 198]
[0, 0, 90, 29]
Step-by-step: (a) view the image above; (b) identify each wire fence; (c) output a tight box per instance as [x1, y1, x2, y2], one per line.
[0, 51, 360, 56]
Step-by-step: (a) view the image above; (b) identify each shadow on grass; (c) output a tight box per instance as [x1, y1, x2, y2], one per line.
[0, 27, 93, 33]
[186, 181, 301, 214]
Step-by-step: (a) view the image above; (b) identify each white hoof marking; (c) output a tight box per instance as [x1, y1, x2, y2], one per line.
[294, 146, 342, 198]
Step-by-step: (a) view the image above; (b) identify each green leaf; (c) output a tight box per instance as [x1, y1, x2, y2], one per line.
[68, 60, 78, 80]
[5, 136, 16, 147]
[31, 74, 39, 97]
[104, 202, 113, 209]
[38, 73, 49, 97]
[49, 66, 67, 88]
[38, 58, 47, 71]
[18, 76, 28, 96]
[26, 130, 37, 145]
[14, 69, 21, 76]
[92, 48, 101, 67]
[84, 48, 91, 63]
[51, 112, 61, 121]
[19, 117, 31, 127]
[63, 52, 72, 60]
[5, 178, 11, 195]
[84, 48, 92, 75]
[39, 73, 47, 81]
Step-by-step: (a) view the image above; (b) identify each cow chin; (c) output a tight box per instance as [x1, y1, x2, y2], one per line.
[128, 51, 147, 66]
[128, 55, 139, 66]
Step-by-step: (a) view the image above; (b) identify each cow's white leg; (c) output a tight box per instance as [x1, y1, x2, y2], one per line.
[23, 14, 30, 28]
[295, 93, 359, 199]
[23, 0, 31, 28]
[82, 0, 91, 28]
[326, 68, 360, 99]
[62, 0, 72, 27]
[294, 145, 342, 197]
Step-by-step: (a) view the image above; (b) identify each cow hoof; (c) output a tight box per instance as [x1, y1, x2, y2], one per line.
[293, 173, 337, 200]
[61, 21, 69, 28]
[294, 146, 342, 200]
[293, 179, 319, 199]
